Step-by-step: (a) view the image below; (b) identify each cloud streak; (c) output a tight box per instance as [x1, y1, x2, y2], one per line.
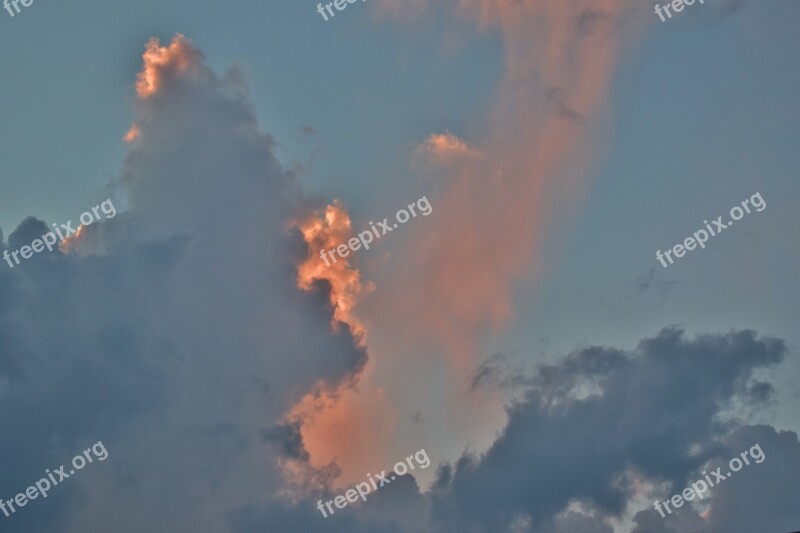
[380, 0, 640, 367]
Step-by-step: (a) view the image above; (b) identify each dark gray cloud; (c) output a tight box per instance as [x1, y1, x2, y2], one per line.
[230, 470, 433, 533]
[632, 424, 800, 533]
[553, 511, 614, 533]
[0, 219, 184, 532]
[262, 421, 309, 461]
[430, 327, 795, 533]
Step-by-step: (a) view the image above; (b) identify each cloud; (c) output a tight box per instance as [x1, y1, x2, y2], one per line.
[123, 124, 140, 143]
[1, 14, 792, 533]
[0, 34, 368, 533]
[632, 424, 800, 533]
[373, 0, 642, 371]
[293, 200, 373, 342]
[239, 326, 798, 533]
[262, 420, 309, 462]
[262, 0, 648, 504]
[416, 132, 484, 164]
[430, 327, 794, 532]
[278, 379, 399, 490]
[135, 33, 203, 99]
[333, 1, 645, 496]
[277, 199, 403, 490]
[230, 466, 434, 533]
[0, 219, 184, 532]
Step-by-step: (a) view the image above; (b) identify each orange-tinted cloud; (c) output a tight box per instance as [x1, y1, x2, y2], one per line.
[282, 378, 398, 489]
[283, 202, 398, 489]
[135, 34, 202, 99]
[123, 124, 140, 143]
[416, 131, 483, 164]
[283, 0, 641, 493]
[294, 200, 373, 341]
[59, 223, 88, 253]
[383, 0, 638, 368]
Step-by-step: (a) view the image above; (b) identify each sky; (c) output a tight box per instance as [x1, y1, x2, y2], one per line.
[1, 0, 799, 532]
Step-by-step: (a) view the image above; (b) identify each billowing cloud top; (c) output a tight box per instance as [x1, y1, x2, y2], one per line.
[135, 34, 203, 99]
